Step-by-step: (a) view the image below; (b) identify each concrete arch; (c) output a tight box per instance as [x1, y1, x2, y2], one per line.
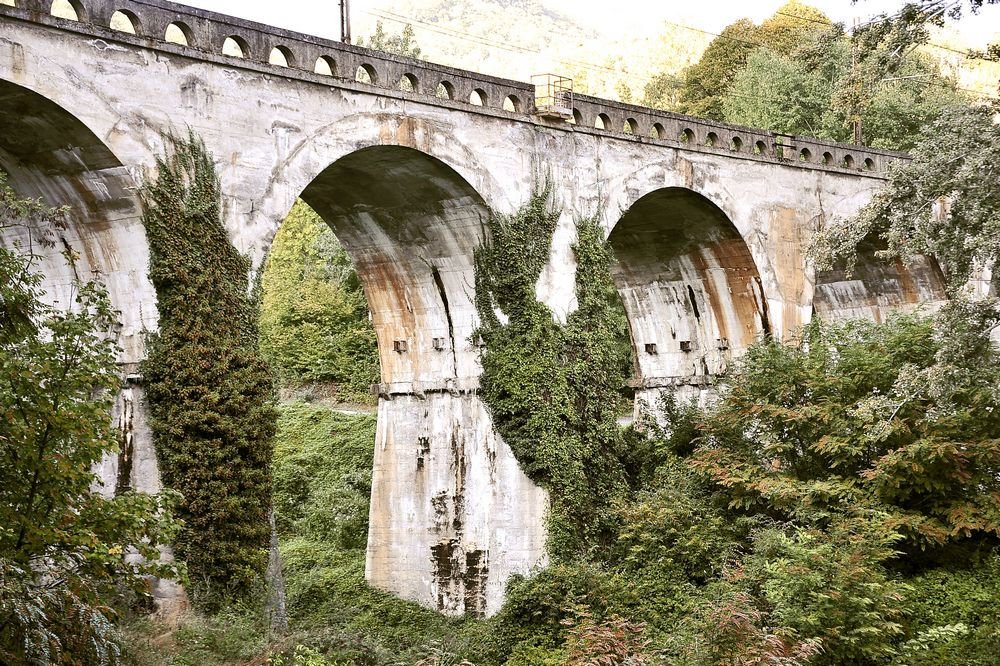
[252, 111, 528, 388]
[0, 78, 153, 364]
[293, 144, 490, 388]
[258, 124, 547, 618]
[814, 234, 948, 322]
[609, 187, 769, 402]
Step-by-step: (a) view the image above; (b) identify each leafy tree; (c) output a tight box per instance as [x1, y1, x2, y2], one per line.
[141, 133, 276, 607]
[722, 47, 835, 137]
[813, 103, 1000, 291]
[671, 2, 831, 118]
[672, 19, 760, 119]
[689, 312, 1000, 561]
[0, 173, 180, 664]
[722, 28, 966, 150]
[359, 21, 422, 59]
[259, 200, 378, 403]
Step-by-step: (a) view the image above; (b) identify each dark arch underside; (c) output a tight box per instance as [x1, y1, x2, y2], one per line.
[608, 188, 768, 389]
[0, 79, 146, 361]
[299, 145, 491, 387]
[814, 235, 948, 322]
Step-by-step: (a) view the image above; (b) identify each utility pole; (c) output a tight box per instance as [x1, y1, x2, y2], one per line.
[340, 0, 351, 44]
[851, 16, 863, 145]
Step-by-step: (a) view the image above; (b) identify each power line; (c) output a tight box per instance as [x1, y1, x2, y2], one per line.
[771, 8, 991, 60]
[361, 7, 625, 77]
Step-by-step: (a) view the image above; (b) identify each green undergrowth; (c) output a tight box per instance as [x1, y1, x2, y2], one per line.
[260, 200, 379, 405]
[272, 401, 498, 664]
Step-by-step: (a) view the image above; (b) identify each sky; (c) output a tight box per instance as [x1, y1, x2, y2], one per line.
[180, 0, 1000, 49]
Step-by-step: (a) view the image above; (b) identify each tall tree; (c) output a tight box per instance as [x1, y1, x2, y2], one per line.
[141, 133, 277, 607]
[722, 35, 966, 150]
[0, 174, 179, 664]
[672, 1, 832, 118]
[358, 21, 422, 59]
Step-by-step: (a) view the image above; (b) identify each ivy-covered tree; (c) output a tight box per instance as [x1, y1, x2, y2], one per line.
[813, 103, 1000, 291]
[473, 185, 635, 560]
[0, 174, 180, 664]
[259, 200, 378, 403]
[141, 133, 277, 607]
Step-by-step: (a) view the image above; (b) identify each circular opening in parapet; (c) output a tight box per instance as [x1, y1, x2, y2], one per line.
[754, 140, 767, 155]
[314, 56, 336, 76]
[50, 0, 84, 21]
[503, 95, 521, 112]
[679, 128, 695, 143]
[731, 136, 743, 151]
[110, 9, 140, 35]
[269, 45, 295, 68]
[649, 122, 665, 139]
[705, 132, 719, 147]
[571, 109, 583, 125]
[843, 154, 855, 169]
[356, 64, 378, 85]
[164, 22, 192, 46]
[436, 81, 455, 100]
[863, 157, 875, 171]
[595, 113, 611, 130]
[799, 148, 812, 162]
[822, 151, 833, 165]
[623, 118, 638, 135]
[223, 36, 250, 59]
[399, 73, 419, 93]
[469, 89, 487, 106]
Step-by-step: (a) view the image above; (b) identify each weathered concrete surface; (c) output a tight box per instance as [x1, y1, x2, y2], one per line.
[93, 380, 188, 619]
[0, 0, 946, 616]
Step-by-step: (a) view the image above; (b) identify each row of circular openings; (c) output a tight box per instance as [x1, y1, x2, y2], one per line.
[38, 0, 881, 172]
[353, 69, 523, 111]
[582, 111, 880, 171]
[42, 2, 528, 113]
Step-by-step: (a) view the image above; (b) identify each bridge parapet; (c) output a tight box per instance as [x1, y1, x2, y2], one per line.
[5, 0, 907, 176]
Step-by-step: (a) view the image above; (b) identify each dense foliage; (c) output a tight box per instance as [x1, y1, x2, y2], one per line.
[141, 133, 277, 607]
[473, 185, 637, 560]
[0, 174, 179, 664]
[259, 200, 378, 403]
[664, 2, 830, 119]
[663, 0, 970, 151]
[722, 40, 964, 150]
[813, 102, 1000, 292]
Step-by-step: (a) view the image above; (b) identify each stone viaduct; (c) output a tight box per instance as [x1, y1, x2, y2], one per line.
[0, 0, 947, 617]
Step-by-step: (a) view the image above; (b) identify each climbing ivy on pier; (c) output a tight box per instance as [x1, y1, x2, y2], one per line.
[141, 133, 277, 606]
[474, 183, 637, 560]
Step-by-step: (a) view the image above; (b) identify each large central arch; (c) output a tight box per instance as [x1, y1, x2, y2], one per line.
[300, 145, 488, 388]
[608, 187, 769, 404]
[294, 145, 547, 617]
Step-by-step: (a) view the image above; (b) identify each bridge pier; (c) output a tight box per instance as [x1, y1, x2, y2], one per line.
[366, 389, 548, 617]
